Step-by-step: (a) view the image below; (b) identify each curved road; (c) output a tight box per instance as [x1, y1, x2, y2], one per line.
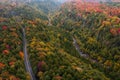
[48, 14, 52, 26]
[22, 27, 36, 80]
[73, 37, 97, 63]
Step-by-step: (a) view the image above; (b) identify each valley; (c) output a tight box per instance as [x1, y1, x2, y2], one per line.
[0, 0, 120, 80]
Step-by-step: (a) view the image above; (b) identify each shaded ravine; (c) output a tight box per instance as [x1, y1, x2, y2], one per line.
[73, 37, 97, 63]
[22, 27, 36, 80]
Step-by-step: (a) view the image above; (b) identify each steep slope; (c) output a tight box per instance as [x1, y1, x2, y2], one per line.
[0, 14, 26, 80]
[0, 1, 118, 80]
[52, 1, 120, 80]
[25, 21, 109, 80]
[0, 3, 48, 79]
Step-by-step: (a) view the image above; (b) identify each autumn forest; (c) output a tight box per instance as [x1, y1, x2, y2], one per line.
[0, 0, 120, 80]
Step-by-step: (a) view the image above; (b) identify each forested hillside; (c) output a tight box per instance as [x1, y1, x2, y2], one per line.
[52, 1, 120, 80]
[0, 4, 26, 79]
[0, 0, 120, 80]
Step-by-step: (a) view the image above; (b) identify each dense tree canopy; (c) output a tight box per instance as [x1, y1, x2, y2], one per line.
[0, 1, 120, 80]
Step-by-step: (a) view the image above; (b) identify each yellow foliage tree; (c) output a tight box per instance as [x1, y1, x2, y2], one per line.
[87, 37, 97, 45]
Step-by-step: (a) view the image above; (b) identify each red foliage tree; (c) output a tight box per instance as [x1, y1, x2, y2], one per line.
[37, 61, 46, 72]
[2, 26, 7, 30]
[3, 50, 9, 55]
